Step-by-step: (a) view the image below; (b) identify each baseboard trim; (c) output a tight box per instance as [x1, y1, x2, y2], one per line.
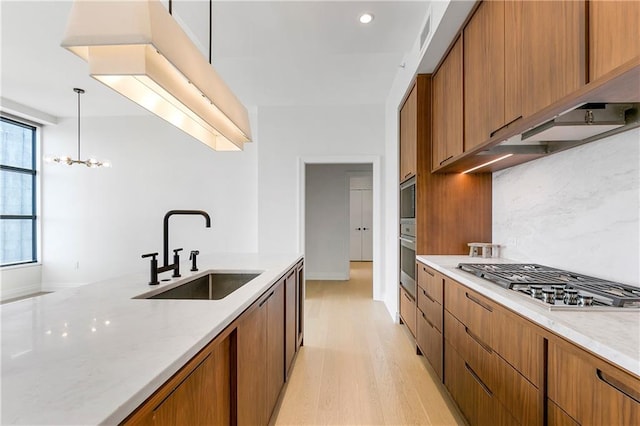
[305, 272, 350, 281]
[0, 283, 41, 302]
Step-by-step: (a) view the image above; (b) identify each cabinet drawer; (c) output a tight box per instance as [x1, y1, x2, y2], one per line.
[445, 279, 542, 387]
[548, 339, 640, 425]
[444, 342, 518, 426]
[416, 309, 442, 380]
[445, 311, 541, 425]
[417, 285, 442, 332]
[445, 278, 495, 347]
[399, 286, 416, 337]
[547, 399, 579, 426]
[417, 263, 443, 304]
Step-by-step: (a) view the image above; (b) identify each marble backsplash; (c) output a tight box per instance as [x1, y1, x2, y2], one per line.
[493, 128, 640, 286]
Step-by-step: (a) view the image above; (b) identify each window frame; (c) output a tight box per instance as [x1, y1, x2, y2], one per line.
[1, 115, 39, 267]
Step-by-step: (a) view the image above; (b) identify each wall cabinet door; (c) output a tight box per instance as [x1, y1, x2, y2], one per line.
[432, 36, 463, 170]
[589, 0, 640, 81]
[520, 0, 586, 117]
[464, 0, 505, 152]
[399, 84, 417, 182]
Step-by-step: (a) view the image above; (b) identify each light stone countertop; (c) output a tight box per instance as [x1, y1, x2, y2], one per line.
[1, 253, 302, 425]
[417, 255, 640, 378]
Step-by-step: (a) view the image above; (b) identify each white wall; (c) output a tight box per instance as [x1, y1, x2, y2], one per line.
[493, 129, 640, 286]
[40, 115, 258, 289]
[256, 105, 385, 291]
[305, 164, 371, 280]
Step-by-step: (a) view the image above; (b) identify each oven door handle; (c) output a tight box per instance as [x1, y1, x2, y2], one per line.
[399, 237, 416, 250]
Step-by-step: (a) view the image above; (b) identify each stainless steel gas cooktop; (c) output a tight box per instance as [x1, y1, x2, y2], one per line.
[458, 263, 640, 310]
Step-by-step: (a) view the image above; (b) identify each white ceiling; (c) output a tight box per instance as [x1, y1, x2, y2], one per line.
[0, 0, 429, 119]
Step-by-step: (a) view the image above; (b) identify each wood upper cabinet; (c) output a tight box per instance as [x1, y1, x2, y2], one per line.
[122, 333, 232, 426]
[589, 0, 640, 81]
[432, 36, 463, 170]
[464, 0, 522, 151]
[520, 0, 586, 118]
[548, 338, 640, 425]
[464, 0, 504, 151]
[399, 84, 417, 183]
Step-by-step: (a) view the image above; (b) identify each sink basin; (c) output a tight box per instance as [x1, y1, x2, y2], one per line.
[145, 272, 261, 300]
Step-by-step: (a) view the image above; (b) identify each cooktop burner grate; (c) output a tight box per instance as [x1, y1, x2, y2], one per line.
[458, 263, 640, 308]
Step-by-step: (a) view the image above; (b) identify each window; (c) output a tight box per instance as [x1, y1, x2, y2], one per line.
[1, 116, 37, 266]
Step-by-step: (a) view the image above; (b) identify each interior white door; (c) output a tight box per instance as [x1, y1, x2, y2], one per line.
[349, 189, 373, 261]
[361, 189, 373, 261]
[349, 190, 363, 260]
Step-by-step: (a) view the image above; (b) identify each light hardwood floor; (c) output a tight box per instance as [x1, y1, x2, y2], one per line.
[275, 262, 465, 426]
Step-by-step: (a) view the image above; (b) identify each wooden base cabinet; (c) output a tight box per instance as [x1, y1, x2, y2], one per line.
[399, 286, 416, 337]
[445, 341, 517, 426]
[443, 278, 544, 425]
[238, 279, 286, 426]
[548, 338, 640, 425]
[122, 333, 232, 426]
[416, 263, 443, 379]
[123, 262, 304, 426]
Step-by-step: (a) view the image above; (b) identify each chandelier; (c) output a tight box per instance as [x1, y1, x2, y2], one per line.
[45, 88, 111, 168]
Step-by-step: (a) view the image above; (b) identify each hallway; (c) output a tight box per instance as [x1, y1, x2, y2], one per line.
[275, 262, 464, 425]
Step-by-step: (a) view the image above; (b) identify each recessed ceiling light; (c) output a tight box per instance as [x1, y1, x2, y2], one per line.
[359, 13, 374, 24]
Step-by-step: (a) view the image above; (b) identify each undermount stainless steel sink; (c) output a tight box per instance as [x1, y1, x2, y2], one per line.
[142, 272, 261, 300]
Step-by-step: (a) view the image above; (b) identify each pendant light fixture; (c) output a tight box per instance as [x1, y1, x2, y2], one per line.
[60, 0, 252, 152]
[45, 88, 111, 168]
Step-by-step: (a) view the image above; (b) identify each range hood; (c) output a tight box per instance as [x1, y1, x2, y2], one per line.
[484, 103, 639, 156]
[522, 103, 635, 142]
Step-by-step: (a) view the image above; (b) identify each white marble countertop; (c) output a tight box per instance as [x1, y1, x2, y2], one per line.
[417, 255, 640, 378]
[1, 253, 302, 425]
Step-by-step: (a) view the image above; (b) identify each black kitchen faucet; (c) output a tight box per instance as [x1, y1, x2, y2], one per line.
[142, 210, 211, 285]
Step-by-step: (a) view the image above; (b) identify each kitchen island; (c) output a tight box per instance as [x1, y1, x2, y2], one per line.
[1, 253, 302, 425]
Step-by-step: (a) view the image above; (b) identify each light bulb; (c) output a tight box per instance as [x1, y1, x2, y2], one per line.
[359, 13, 373, 24]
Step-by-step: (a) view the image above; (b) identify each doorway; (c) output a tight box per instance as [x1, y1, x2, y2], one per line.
[302, 162, 375, 285]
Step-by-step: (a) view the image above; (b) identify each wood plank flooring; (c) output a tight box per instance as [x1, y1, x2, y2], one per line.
[275, 262, 465, 425]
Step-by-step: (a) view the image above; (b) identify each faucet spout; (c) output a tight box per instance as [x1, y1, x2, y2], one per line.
[163, 210, 211, 267]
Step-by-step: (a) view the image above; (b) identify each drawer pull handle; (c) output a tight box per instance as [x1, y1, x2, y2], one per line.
[423, 266, 434, 277]
[259, 291, 275, 307]
[465, 362, 493, 397]
[404, 291, 413, 302]
[490, 115, 523, 138]
[465, 326, 493, 354]
[421, 311, 435, 329]
[422, 288, 435, 303]
[439, 155, 454, 166]
[596, 369, 640, 403]
[465, 292, 493, 312]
